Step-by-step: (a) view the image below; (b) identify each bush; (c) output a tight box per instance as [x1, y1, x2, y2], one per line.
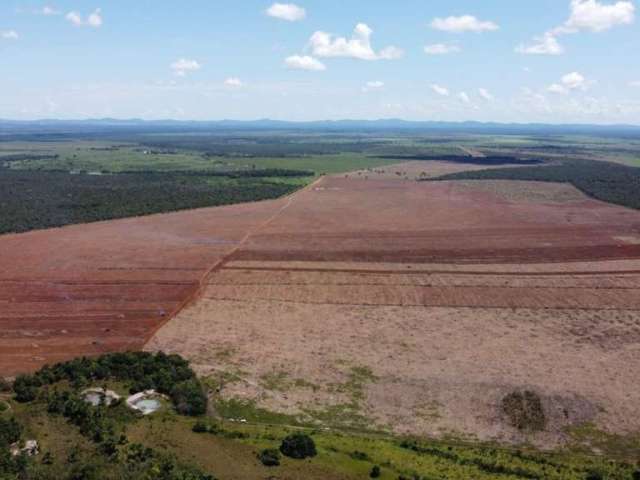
[502, 390, 546, 432]
[279, 433, 317, 460]
[632, 470, 640, 480]
[12, 374, 41, 403]
[350, 451, 371, 461]
[370, 465, 381, 478]
[192, 421, 209, 433]
[258, 449, 281, 467]
[0, 417, 22, 447]
[171, 379, 207, 416]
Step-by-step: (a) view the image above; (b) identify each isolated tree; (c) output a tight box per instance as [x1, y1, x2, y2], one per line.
[279, 433, 317, 460]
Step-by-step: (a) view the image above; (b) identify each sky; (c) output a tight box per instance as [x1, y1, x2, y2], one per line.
[1, 0, 639, 124]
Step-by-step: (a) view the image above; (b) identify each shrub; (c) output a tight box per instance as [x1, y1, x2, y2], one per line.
[192, 421, 209, 433]
[585, 472, 603, 480]
[171, 379, 207, 416]
[370, 465, 381, 478]
[632, 470, 640, 480]
[12, 374, 41, 403]
[279, 433, 317, 460]
[258, 449, 281, 467]
[350, 451, 371, 461]
[0, 417, 22, 446]
[502, 390, 546, 432]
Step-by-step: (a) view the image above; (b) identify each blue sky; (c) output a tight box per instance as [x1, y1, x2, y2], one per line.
[1, 0, 639, 123]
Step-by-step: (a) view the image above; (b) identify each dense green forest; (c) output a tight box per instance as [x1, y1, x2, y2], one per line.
[0, 166, 299, 234]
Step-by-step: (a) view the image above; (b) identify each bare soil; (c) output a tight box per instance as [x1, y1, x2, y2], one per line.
[145, 171, 640, 445]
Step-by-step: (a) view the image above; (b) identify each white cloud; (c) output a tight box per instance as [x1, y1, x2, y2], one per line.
[362, 81, 384, 92]
[430, 84, 450, 96]
[224, 77, 244, 87]
[87, 8, 103, 27]
[309, 23, 404, 61]
[457, 92, 471, 103]
[630, 80, 640, 87]
[518, 0, 634, 56]
[548, 71, 590, 94]
[285, 55, 326, 71]
[564, 0, 635, 32]
[430, 15, 499, 33]
[66, 11, 83, 26]
[423, 43, 461, 55]
[516, 33, 564, 55]
[266, 3, 306, 22]
[562, 71, 588, 89]
[66, 8, 102, 28]
[478, 88, 494, 101]
[170, 58, 202, 77]
[1, 30, 19, 40]
[37, 6, 60, 15]
[548, 84, 569, 94]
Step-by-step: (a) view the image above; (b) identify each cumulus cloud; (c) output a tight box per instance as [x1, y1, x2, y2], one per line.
[362, 81, 384, 92]
[66, 8, 102, 28]
[423, 43, 461, 55]
[516, 32, 564, 55]
[563, 0, 635, 32]
[457, 92, 471, 103]
[285, 55, 326, 71]
[266, 3, 306, 22]
[478, 88, 494, 101]
[548, 71, 590, 94]
[309, 23, 404, 61]
[430, 15, 499, 33]
[518, 0, 634, 55]
[170, 58, 202, 77]
[224, 77, 244, 87]
[1, 30, 19, 40]
[430, 84, 450, 96]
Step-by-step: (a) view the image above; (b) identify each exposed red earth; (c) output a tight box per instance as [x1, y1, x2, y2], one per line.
[3, 166, 640, 443]
[0, 196, 293, 375]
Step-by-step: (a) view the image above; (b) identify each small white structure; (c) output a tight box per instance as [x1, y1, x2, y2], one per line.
[10, 440, 39, 457]
[82, 388, 121, 407]
[126, 390, 165, 415]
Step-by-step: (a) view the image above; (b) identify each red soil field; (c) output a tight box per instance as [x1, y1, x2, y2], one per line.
[3, 172, 640, 378]
[0, 198, 289, 375]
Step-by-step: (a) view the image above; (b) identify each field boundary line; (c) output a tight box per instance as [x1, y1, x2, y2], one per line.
[141, 175, 326, 346]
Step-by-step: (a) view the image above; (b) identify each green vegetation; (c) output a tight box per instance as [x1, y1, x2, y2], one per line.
[502, 391, 546, 432]
[257, 448, 280, 466]
[1, 350, 639, 480]
[13, 352, 206, 415]
[3, 130, 640, 235]
[0, 167, 300, 235]
[280, 433, 317, 459]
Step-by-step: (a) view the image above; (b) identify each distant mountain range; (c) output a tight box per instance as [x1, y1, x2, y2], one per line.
[1, 118, 640, 136]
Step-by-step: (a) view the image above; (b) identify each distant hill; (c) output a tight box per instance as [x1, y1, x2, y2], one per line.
[1, 118, 640, 137]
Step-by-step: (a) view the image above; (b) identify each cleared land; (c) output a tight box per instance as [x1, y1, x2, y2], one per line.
[3, 156, 640, 447]
[146, 169, 640, 446]
[0, 194, 300, 375]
